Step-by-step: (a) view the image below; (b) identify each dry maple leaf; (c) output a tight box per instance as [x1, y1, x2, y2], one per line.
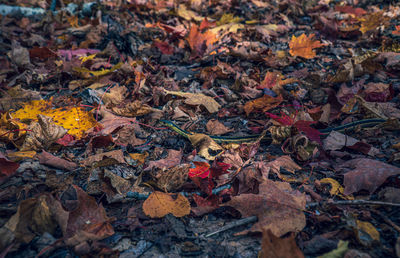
[188, 133, 223, 160]
[223, 179, 306, 236]
[142, 191, 190, 218]
[358, 11, 388, 34]
[164, 89, 221, 113]
[338, 158, 400, 195]
[289, 33, 325, 59]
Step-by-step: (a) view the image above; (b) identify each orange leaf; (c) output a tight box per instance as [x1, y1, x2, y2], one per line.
[244, 95, 283, 116]
[187, 23, 218, 56]
[289, 34, 325, 59]
[392, 25, 400, 36]
[142, 191, 190, 218]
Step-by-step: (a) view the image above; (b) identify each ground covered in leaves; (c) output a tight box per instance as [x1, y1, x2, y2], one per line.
[1, 0, 400, 257]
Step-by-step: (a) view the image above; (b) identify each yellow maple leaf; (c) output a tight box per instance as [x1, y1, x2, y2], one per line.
[358, 11, 388, 34]
[10, 100, 98, 139]
[289, 33, 325, 59]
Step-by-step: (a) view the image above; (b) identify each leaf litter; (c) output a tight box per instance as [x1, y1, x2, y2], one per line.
[0, 0, 400, 257]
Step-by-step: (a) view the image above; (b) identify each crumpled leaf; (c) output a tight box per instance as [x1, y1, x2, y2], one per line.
[176, 4, 204, 22]
[244, 94, 283, 116]
[338, 158, 400, 195]
[223, 179, 306, 236]
[104, 169, 131, 195]
[142, 191, 190, 218]
[101, 85, 128, 106]
[164, 89, 221, 113]
[155, 164, 189, 192]
[111, 100, 155, 117]
[358, 11, 388, 34]
[188, 133, 224, 160]
[319, 178, 352, 200]
[82, 150, 126, 167]
[259, 229, 304, 258]
[289, 33, 326, 59]
[21, 114, 68, 151]
[8, 40, 31, 68]
[264, 155, 301, 179]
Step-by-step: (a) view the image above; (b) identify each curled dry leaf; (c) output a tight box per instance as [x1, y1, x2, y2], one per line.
[82, 149, 126, 167]
[164, 89, 221, 113]
[188, 133, 223, 160]
[142, 191, 190, 218]
[339, 158, 400, 195]
[0, 152, 19, 183]
[104, 169, 131, 195]
[37, 150, 78, 171]
[244, 94, 283, 116]
[223, 179, 306, 236]
[101, 85, 128, 106]
[155, 164, 190, 192]
[21, 114, 68, 151]
[265, 155, 301, 179]
[111, 100, 155, 117]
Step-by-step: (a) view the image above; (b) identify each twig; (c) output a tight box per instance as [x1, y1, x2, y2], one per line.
[307, 200, 400, 209]
[205, 216, 258, 238]
[371, 210, 400, 233]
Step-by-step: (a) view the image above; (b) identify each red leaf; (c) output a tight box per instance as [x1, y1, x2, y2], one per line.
[190, 176, 214, 196]
[293, 120, 322, 144]
[265, 112, 294, 126]
[210, 161, 231, 178]
[0, 153, 19, 183]
[153, 40, 174, 55]
[189, 161, 210, 179]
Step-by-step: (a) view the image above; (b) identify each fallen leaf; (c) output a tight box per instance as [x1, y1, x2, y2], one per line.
[128, 152, 148, 165]
[358, 11, 388, 34]
[155, 164, 189, 192]
[266, 155, 301, 178]
[21, 114, 68, 151]
[354, 220, 380, 246]
[189, 161, 210, 179]
[339, 158, 400, 195]
[111, 100, 155, 117]
[101, 85, 128, 106]
[289, 33, 326, 59]
[244, 94, 283, 116]
[188, 133, 223, 160]
[318, 240, 349, 258]
[145, 149, 182, 171]
[259, 229, 304, 258]
[186, 23, 218, 56]
[37, 151, 78, 171]
[206, 119, 232, 135]
[319, 178, 351, 200]
[164, 89, 221, 113]
[0, 152, 19, 183]
[104, 169, 131, 195]
[82, 150, 126, 167]
[223, 179, 306, 236]
[142, 191, 190, 218]
[176, 4, 204, 22]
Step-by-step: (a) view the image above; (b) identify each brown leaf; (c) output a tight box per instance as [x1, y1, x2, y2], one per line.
[155, 164, 190, 192]
[164, 89, 221, 113]
[266, 155, 301, 178]
[0, 152, 19, 183]
[206, 119, 233, 135]
[339, 158, 400, 195]
[37, 150, 78, 171]
[64, 185, 114, 247]
[114, 124, 146, 146]
[145, 149, 182, 171]
[259, 229, 304, 258]
[101, 85, 128, 106]
[111, 100, 155, 117]
[104, 169, 131, 195]
[187, 23, 217, 56]
[223, 179, 306, 236]
[82, 150, 126, 167]
[142, 191, 190, 218]
[21, 114, 68, 151]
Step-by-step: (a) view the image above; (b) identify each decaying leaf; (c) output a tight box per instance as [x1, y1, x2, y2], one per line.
[244, 94, 283, 116]
[206, 119, 233, 135]
[223, 179, 306, 236]
[145, 149, 182, 171]
[338, 158, 400, 195]
[289, 34, 326, 59]
[155, 164, 190, 192]
[111, 100, 155, 117]
[82, 149, 126, 167]
[259, 229, 304, 258]
[188, 133, 224, 160]
[164, 89, 221, 113]
[142, 191, 190, 218]
[186, 23, 218, 56]
[319, 178, 352, 200]
[21, 114, 68, 151]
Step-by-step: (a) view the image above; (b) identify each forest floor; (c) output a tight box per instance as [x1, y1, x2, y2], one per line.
[1, 0, 400, 257]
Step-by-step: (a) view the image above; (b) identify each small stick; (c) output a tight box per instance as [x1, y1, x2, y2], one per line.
[371, 210, 400, 233]
[205, 216, 257, 238]
[307, 200, 400, 209]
